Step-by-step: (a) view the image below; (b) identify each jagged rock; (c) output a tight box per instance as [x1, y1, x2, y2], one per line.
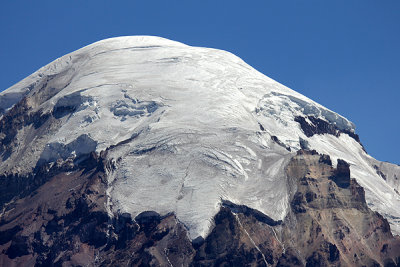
[1, 36, 400, 266]
[0, 150, 398, 266]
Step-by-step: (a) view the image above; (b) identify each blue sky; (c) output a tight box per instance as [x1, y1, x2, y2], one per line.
[1, 1, 399, 164]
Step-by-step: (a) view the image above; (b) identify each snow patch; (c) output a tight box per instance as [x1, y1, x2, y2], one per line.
[258, 92, 355, 132]
[38, 134, 97, 165]
[1, 35, 399, 238]
[110, 99, 159, 121]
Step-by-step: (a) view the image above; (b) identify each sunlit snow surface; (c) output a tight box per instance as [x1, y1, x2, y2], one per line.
[1, 36, 399, 237]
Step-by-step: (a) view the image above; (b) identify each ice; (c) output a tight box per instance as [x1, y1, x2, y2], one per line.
[107, 128, 292, 238]
[307, 134, 400, 235]
[38, 134, 97, 165]
[1, 36, 399, 237]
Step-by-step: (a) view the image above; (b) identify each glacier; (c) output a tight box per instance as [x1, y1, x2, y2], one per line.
[1, 36, 399, 238]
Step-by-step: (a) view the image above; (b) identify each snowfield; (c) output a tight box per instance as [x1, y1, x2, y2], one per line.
[1, 36, 399, 238]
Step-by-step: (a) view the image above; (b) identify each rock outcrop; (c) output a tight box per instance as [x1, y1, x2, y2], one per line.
[1, 36, 399, 266]
[1, 150, 399, 266]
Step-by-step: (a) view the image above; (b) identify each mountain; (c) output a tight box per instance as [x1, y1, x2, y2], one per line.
[0, 36, 399, 266]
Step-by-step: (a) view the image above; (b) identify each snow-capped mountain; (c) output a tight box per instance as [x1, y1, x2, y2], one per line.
[0, 36, 399, 266]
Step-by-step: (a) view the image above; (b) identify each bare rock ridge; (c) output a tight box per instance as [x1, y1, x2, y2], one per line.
[294, 115, 364, 149]
[0, 36, 400, 265]
[0, 149, 399, 266]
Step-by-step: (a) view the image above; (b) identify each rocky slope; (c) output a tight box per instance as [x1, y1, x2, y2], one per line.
[0, 150, 399, 266]
[0, 36, 399, 265]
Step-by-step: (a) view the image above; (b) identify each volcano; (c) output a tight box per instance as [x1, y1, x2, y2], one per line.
[0, 36, 399, 266]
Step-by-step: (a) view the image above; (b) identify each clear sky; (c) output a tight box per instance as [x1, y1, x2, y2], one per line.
[1, 1, 399, 164]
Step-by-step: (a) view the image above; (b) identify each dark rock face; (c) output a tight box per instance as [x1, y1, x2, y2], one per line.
[374, 164, 388, 181]
[295, 115, 363, 148]
[0, 98, 51, 161]
[329, 159, 351, 188]
[0, 91, 105, 210]
[192, 207, 271, 266]
[221, 200, 282, 226]
[295, 116, 338, 137]
[0, 150, 103, 210]
[271, 135, 291, 151]
[0, 149, 400, 266]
